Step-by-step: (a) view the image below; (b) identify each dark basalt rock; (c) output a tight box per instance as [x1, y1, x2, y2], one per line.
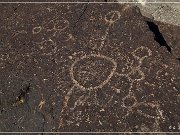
[154, 21, 180, 60]
[144, 16, 180, 61]
[0, 3, 180, 132]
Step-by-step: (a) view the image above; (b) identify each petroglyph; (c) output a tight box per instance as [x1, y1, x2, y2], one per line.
[32, 26, 42, 34]
[35, 38, 57, 55]
[104, 11, 121, 25]
[132, 46, 152, 61]
[70, 54, 117, 90]
[54, 19, 70, 32]
[99, 11, 121, 49]
[128, 68, 145, 82]
[121, 93, 162, 122]
[122, 94, 138, 109]
[0, 3, 180, 132]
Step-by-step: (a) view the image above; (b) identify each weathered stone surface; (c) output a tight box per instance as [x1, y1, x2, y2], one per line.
[143, 16, 180, 61]
[154, 21, 180, 60]
[0, 3, 180, 132]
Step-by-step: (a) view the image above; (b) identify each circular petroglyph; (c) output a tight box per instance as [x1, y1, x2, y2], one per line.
[105, 11, 121, 24]
[122, 95, 137, 108]
[132, 46, 152, 60]
[128, 68, 145, 81]
[32, 26, 42, 34]
[70, 54, 117, 90]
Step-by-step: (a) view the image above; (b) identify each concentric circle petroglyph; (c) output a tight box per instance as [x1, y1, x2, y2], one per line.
[70, 54, 117, 90]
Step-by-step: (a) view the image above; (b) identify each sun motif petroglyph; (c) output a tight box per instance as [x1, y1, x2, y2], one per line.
[59, 47, 158, 127]
[59, 54, 118, 117]
[2, 3, 179, 132]
[70, 54, 117, 90]
[60, 48, 150, 120]
[50, 9, 175, 130]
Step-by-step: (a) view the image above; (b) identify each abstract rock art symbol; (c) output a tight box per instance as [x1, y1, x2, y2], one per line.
[32, 26, 42, 34]
[54, 19, 69, 31]
[105, 11, 121, 24]
[37, 38, 57, 54]
[128, 68, 145, 81]
[132, 46, 152, 60]
[70, 54, 117, 90]
[99, 11, 121, 49]
[122, 94, 137, 108]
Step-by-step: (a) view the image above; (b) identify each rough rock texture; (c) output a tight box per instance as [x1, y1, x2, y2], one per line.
[117, 0, 180, 26]
[143, 16, 180, 61]
[154, 21, 180, 60]
[0, 3, 180, 132]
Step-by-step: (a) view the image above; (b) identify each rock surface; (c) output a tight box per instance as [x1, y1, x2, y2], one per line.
[0, 3, 180, 132]
[154, 20, 180, 60]
[117, 0, 180, 26]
